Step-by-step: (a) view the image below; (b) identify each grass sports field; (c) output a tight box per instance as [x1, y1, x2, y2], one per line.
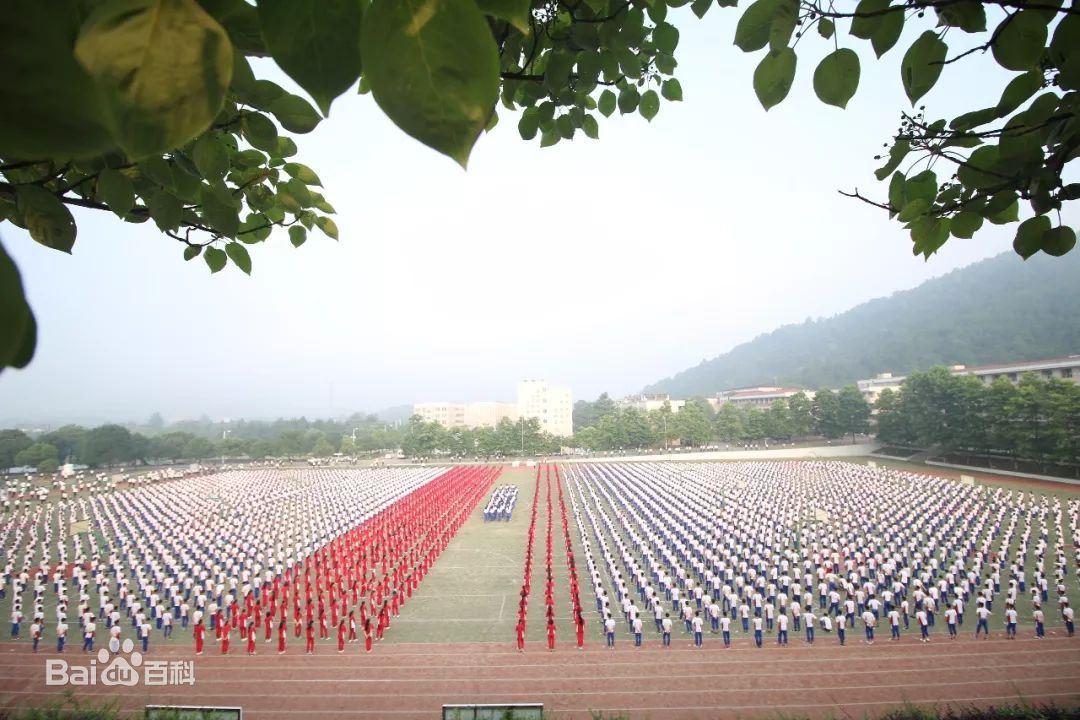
[1, 460, 1078, 720]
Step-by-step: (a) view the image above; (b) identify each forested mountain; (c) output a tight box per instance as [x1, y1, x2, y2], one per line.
[644, 252, 1080, 397]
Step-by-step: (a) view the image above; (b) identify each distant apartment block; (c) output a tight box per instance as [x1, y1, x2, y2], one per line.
[858, 355, 1080, 403]
[464, 402, 519, 429]
[709, 386, 813, 410]
[413, 402, 467, 429]
[517, 379, 573, 438]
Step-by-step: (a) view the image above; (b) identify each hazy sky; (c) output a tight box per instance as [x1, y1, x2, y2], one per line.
[2, 8, 1074, 426]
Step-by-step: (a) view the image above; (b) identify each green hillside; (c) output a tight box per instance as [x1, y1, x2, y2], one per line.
[644, 252, 1080, 397]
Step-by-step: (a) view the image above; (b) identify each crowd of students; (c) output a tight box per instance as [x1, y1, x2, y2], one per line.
[562, 461, 1078, 649]
[4, 466, 498, 655]
[482, 485, 519, 522]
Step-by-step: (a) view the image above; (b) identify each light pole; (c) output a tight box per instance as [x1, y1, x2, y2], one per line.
[520, 417, 525, 457]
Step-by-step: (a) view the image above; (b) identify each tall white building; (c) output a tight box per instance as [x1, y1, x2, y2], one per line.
[517, 379, 573, 437]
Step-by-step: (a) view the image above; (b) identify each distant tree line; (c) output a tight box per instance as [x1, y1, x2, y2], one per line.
[399, 415, 562, 458]
[876, 367, 1080, 473]
[570, 388, 872, 452]
[0, 414, 406, 471]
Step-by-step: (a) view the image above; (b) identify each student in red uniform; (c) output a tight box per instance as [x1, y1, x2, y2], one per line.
[363, 619, 373, 653]
[246, 621, 257, 655]
[305, 620, 316, 655]
[348, 611, 358, 643]
[220, 622, 231, 654]
[194, 618, 205, 656]
[337, 619, 346, 653]
[575, 611, 585, 650]
[277, 619, 287, 655]
[515, 619, 525, 652]
[546, 618, 556, 651]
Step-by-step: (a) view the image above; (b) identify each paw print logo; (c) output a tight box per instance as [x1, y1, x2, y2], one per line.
[99, 639, 142, 686]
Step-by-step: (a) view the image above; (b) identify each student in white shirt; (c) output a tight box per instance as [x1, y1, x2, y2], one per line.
[777, 613, 789, 646]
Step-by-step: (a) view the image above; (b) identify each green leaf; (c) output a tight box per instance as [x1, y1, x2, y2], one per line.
[0, 239, 36, 371]
[654, 22, 680, 55]
[315, 216, 339, 239]
[518, 108, 540, 140]
[910, 215, 951, 257]
[97, 169, 135, 217]
[269, 95, 323, 134]
[734, 0, 781, 52]
[1013, 215, 1050, 258]
[984, 193, 1019, 224]
[901, 31, 948, 105]
[818, 18, 835, 39]
[691, 0, 713, 19]
[769, 0, 798, 51]
[284, 163, 323, 186]
[951, 107, 1000, 131]
[813, 49, 860, 109]
[196, 0, 266, 55]
[0, 0, 114, 160]
[951, 210, 983, 238]
[888, 171, 906, 216]
[474, 0, 531, 33]
[753, 49, 797, 111]
[1042, 226, 1076, 256]
[996, 70, 1042, 116]
[362, 0, 499, 167]
[618, 87, 640, 114]
[544, 52, 575, 93]
[875, 138, 910, 181]
[957, 146, 1002, 189]
[224, 241, 251, 274]
[148, 189, 183, 232]
[870, 9, 905, 57]
[904, 170, 938, 203]
[200, 189, 240, 238]
[992, 11, 1048, 72]
[204, 246, 227, 273]
[183, 244, 201, 260]
[582, 114, 600, 139]
[898, 198, 930, 222]
[1049, 13, 1079, 67]
[661, 78, 684, 102]
[289, 225, 308, 248]
[74, 0, 233, 159]
[192, 135, 230, 182]
[936, 2, 986, 33]
[639, 90, 660, 121]
[598, 89, 617, 117]
[850, 0, 889, 39]
[16, 186, 77, 253]
[243, 113, 279, 153]
[257, 0, 363, 115]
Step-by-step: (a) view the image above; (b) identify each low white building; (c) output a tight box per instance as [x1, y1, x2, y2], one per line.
[618, 393, 685, 414]
[710, 386, 813, 410]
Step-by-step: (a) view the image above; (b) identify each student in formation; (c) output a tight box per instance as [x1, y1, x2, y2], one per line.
[752, 616, 763, 648]
[888, 608, 902, 640]
[575, 611, 586, 650]
[247, 620, 257, 655]
[776, 613, 788, 646]
[1005, 604, 1019, 639]
[975, 602, 992, 639]
[515, 619, 525, 652]
[836, 613, 846, 646]
[194, 619, 205, 655]
[720, 614, 732, 648]
[56, 619, 67, 653]
[30, 620, 41, 652]
[363, 619, 373, 653]
[1033, 604, 1045, 639]
[140, 621, 151, 653]
[804, 610, 816, 645]
[547, 618, 557, 652]
[1064, 601, 1075, 636]
[337, 619, 346, 653]
[661, 613, 673, 648]
[691, 612, 704, 648]
[277, 619, 287, 654]
[220, 620, 231, 654]
[83, 616, 96, 652]
[305, 620, 316, 655]
[633, 615, 643, 647]
[861, 610, 875, 644]
[916, 608, 929, 643]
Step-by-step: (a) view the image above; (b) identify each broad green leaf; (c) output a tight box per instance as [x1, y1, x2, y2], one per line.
[1042, 226, 1076, 256]
[818, 18, 835, 39]
[753, 49, 797, 111]
[618, 47, 643, 78]
[936, 2, 986, 32]
[200, 187, 240, 237]
[654, 22, 680, 55]
[544, 52, 575, 93]
[289, 225, 308, 248]
[875, 138, 910, 181]
[284, 163, 323, 186]
[639, 90, 661, 122]
[1013, 215, 1050, 258]
[598, 90, 617, 117]
[243, 113, 279, 153]
[769, 0, 798, 51]
[275, 137, 298, 159]
[239, 213, 272, 243]
[957, 146, 1002, 189]
[257, 0, 363, 115]
[582, 115, 600, 140]
[904, 170, 938, 203]
[996, 70, 1042, 116]
[555, 114, 575, 140]
[362, 0, 499, 167]
[691, 0, 713, 19]
[888, 171, 906, 216]
[898, 198, 929, 222]
[1049, 13, 1079, 67]
[75, 0, 233, 159]
[183, 244, 201, 260]
[192, 135, 230, 182]
[618, 87, 640, 114]
[951, 211, 983, 238]
[518, 108, 540, 140]
[901, 31, 948, 105]
[474, 0, 531, 33]
[196, 0, 267, 55]
[148, 189, 183, 232]
[662, 78, 684, 102]
[204, 246, 227, 273]
[910, 215, 950, 257]
[225, 241, 251, 274]
[992, 11, 1048, 71]
[813, 49, 860, 109]
[734, 0, 781, 52]
[951, 107, 1000, 131]
[269, 95, 323, 134]
[16, 186, 77, 253]
[0, 239, 36, 371]
[97, 169, 135, 217]
[0, 0, 114, 160]
[870, 8, 905, 57]
[850, 0, 889, 39]
[315, 216, 339, 240]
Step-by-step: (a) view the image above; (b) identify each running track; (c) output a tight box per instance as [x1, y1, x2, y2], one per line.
[1, 636, 1077, 719]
